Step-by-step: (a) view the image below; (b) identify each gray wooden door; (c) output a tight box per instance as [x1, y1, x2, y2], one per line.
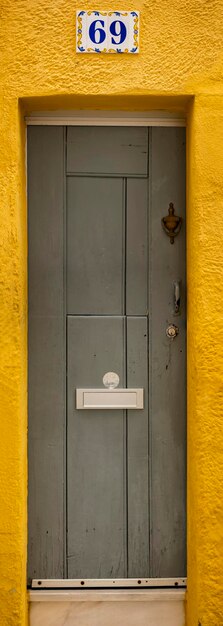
[28, 125, 186, 582]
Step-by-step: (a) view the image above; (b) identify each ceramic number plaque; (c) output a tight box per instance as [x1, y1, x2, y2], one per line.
[76, 10, 139, 53]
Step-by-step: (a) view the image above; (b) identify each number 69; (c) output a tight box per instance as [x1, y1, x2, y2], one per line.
[89, 19, 127, 46]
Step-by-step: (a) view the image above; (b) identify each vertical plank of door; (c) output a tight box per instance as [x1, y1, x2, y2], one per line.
[28, 127, 65, 578]
[127, 316, 149, 577]
[126, 179, 148, 315]
[67, 316, 127, 579]
[149, 127, 186, 577]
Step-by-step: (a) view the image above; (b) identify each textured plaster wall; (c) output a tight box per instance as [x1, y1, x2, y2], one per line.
[0, 1, 223, 625]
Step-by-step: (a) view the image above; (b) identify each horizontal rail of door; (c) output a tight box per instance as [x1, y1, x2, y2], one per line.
[31, 578, 187, 589]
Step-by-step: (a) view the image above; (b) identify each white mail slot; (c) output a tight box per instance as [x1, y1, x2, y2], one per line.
[76, 388, 144, 410]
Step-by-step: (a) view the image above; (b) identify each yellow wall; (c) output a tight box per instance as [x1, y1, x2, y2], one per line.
[0, 2, 223, 625]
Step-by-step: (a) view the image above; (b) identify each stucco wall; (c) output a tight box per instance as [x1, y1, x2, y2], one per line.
[0, 2, 223, 625]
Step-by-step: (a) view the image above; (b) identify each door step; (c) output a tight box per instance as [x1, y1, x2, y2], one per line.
[29, 589, 185, 626]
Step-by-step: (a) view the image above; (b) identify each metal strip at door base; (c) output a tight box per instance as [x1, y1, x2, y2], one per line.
[31, 578, 187, 589]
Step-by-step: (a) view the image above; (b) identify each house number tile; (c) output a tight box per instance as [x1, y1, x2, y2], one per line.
[76, 10, 139, 53]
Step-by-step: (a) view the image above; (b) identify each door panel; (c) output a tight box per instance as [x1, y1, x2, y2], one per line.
[28, 127, 65, 579]
[127, 316, 149, 577]
[149, 128, 186, 576]
[67, 177, 125, 315]
[126, 179, 148, 315]
[67, 316, 127, 578]
[67, 126, 148, 176]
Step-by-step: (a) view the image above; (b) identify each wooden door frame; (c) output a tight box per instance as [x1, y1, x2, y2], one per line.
[25, 110, 186, 127]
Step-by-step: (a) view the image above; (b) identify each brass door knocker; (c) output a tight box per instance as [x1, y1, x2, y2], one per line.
[161, 203, 182, 244]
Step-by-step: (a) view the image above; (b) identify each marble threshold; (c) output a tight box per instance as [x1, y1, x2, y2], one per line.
[29, 588, 186, 626]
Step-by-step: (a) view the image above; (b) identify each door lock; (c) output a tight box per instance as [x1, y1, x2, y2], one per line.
[166, 324, 179, 339]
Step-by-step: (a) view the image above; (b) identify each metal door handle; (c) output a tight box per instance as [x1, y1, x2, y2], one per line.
[174, 280, 181, 314]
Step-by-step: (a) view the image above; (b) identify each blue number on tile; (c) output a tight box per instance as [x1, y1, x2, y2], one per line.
[110, 20, 127, 45]
[89, 20, 106, 44]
